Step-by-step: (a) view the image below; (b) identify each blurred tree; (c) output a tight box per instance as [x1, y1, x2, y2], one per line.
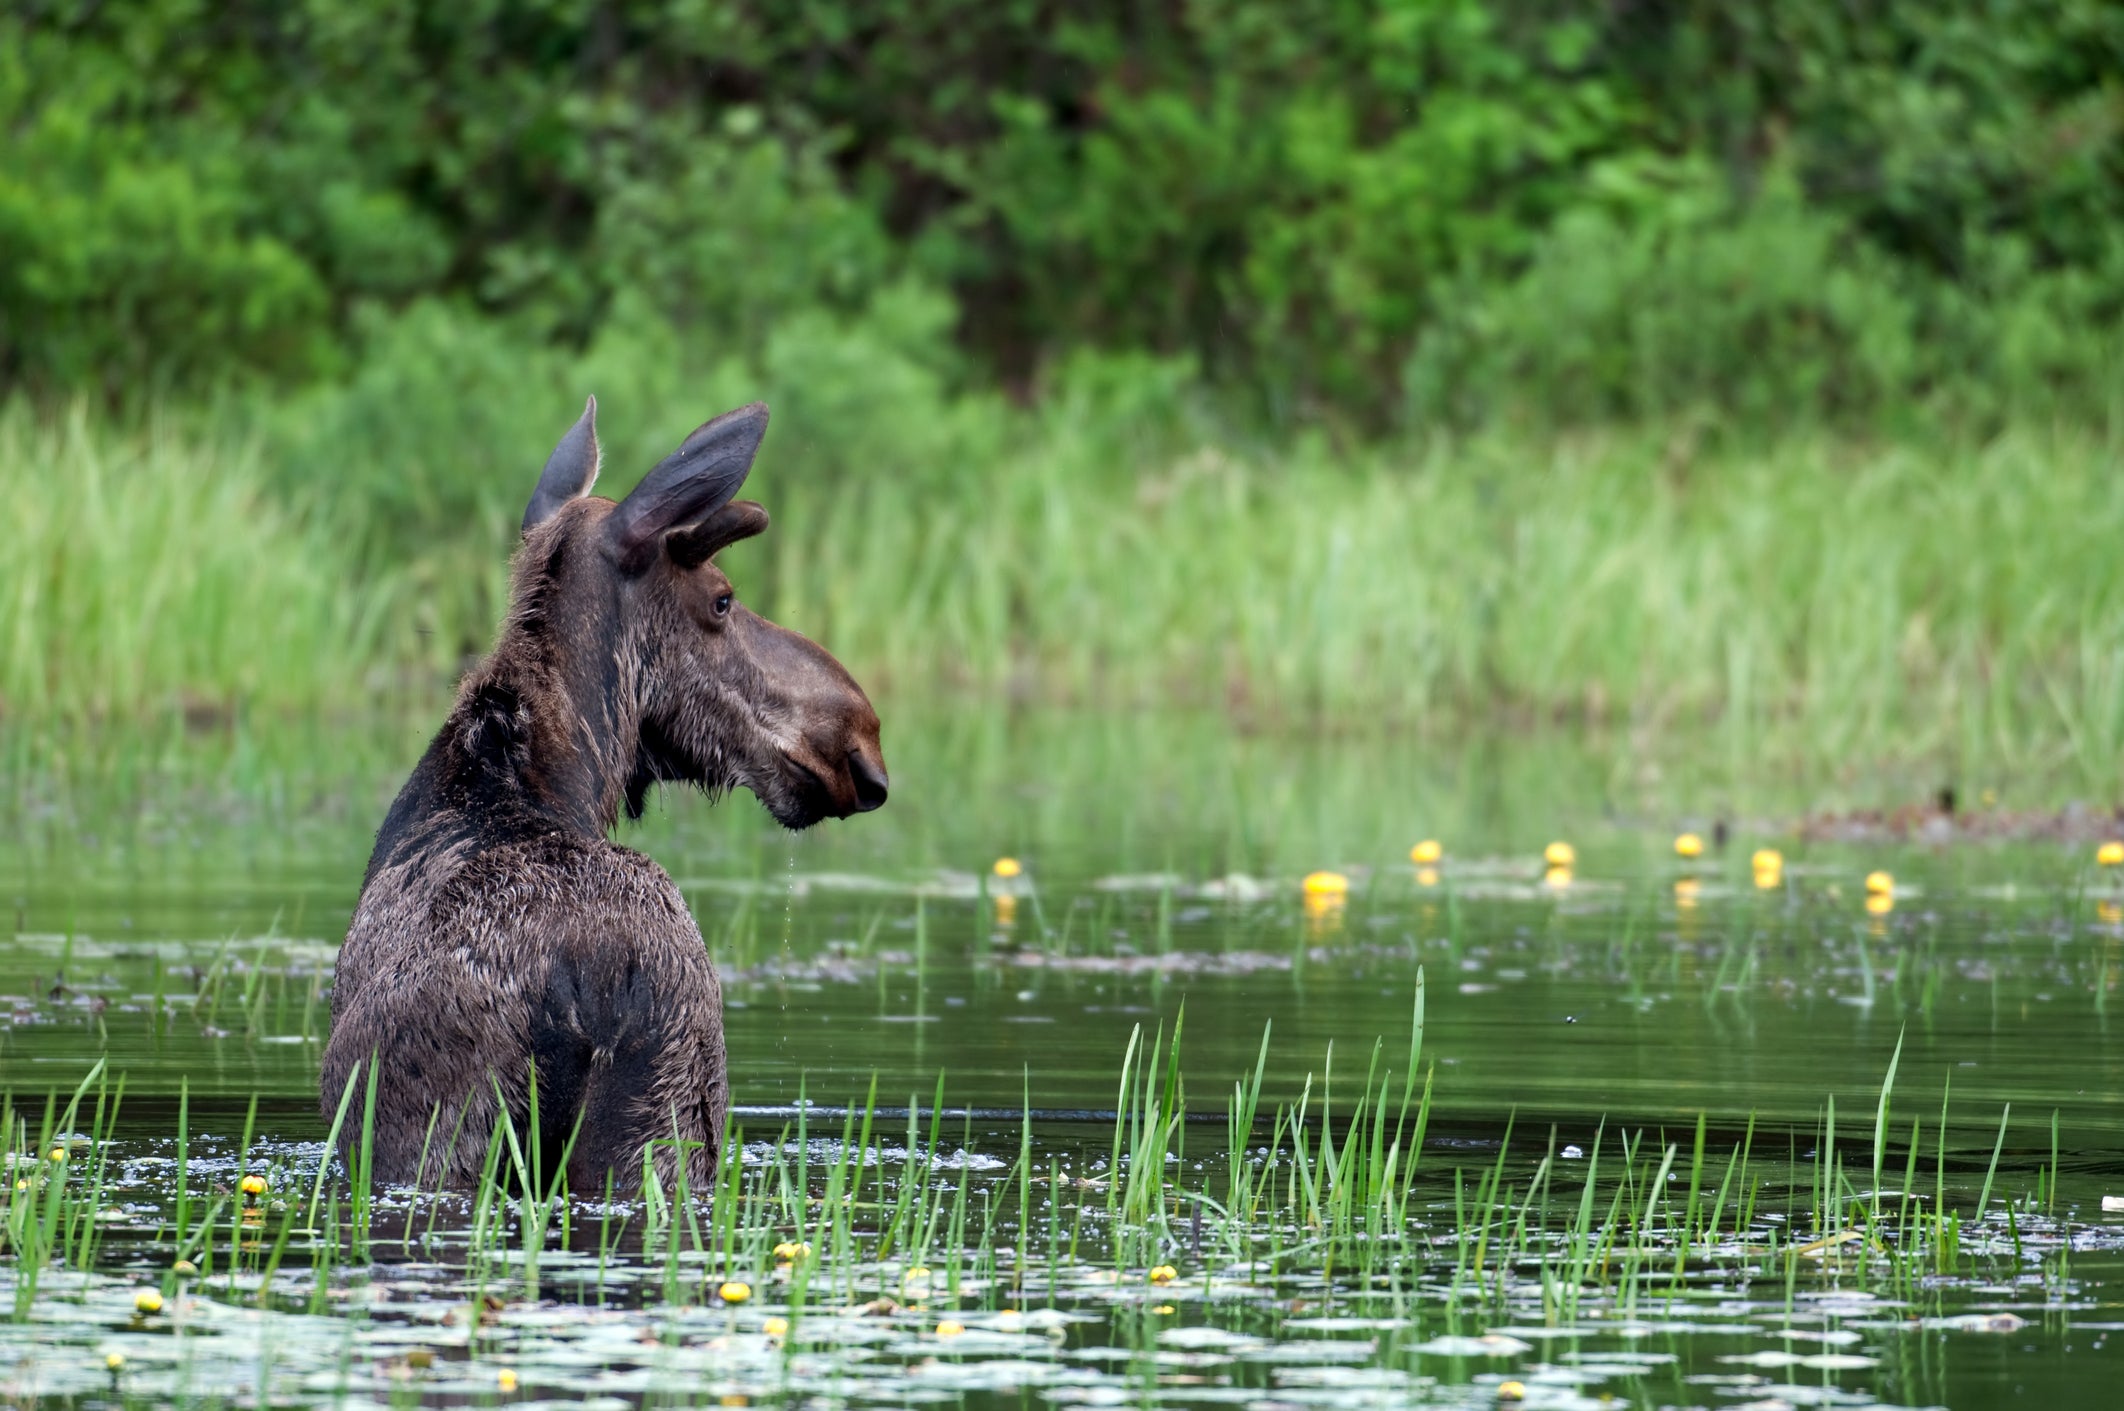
[0, 0, 2117, 421]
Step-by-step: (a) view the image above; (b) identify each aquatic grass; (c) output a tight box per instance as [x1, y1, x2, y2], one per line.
[1872, 1026, 1905, 1205]
[1976, 1103, 2011, 1224]
[1, 1062, 112, 1319]
[347, 1060, 380, 1252]
[0, 1031, 2101, 1408]
[307, 1062, 362, 1234]
[488, 1064, 585, 1296]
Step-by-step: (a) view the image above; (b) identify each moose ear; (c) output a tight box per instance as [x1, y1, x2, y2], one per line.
[607, 401, 769, 573]
[666, 500, 770, 569]
[522, 396, 601, 533]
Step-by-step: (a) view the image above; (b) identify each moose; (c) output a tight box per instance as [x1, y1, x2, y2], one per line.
[322, 398, 887, 1193]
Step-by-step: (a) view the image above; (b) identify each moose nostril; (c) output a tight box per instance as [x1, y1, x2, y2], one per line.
[848, 752, 889, 812]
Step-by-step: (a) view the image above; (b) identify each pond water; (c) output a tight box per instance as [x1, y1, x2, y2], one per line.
[3, 708, 2123, 1409]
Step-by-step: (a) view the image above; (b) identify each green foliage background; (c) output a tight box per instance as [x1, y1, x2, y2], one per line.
[8, 0, 2121, 420]
[4, 1, 2124, 774]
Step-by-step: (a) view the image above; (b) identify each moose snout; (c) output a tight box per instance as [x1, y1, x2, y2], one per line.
[848, 750, 889, 813]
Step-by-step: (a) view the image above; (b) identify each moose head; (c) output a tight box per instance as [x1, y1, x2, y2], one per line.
[513, 397, 887, 831]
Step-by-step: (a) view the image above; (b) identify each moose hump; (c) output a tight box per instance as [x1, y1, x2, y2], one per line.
[323, 397, 887, 1193]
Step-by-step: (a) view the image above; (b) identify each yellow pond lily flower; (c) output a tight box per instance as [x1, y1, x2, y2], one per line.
[2098, 840, 2124, 867]
[1674, 832, 1704, 859]
[1410, 839, 1443, 865]
[718, 1281, 752, 1304]
[1544, 841, 1576, 868]
[1301, 870, 1349, 897]
[992, 857, 1022, 879]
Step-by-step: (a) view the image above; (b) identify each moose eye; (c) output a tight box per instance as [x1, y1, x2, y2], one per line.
[713, 593, 733, 618]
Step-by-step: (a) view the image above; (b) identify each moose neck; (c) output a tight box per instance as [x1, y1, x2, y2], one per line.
[475, 569, 645, 838]
[373, 536, 647, 866]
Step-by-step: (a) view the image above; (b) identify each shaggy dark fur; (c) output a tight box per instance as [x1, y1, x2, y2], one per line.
[323, 399, 886, 1193]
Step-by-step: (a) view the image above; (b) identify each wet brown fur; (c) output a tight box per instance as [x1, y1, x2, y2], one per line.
[323, 407, 885, 1194]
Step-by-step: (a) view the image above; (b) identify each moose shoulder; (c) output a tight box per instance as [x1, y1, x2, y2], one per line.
[323, 398, 887, 1193]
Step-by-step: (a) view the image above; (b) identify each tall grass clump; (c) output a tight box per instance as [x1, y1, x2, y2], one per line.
[770, 407, 2124, 771]
[0, 404, 382, 721]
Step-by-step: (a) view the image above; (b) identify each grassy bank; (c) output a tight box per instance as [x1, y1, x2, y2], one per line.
[766, 418, 2124, 772]
[6, 388, 2124, 775]
[0, 408, 387, 721]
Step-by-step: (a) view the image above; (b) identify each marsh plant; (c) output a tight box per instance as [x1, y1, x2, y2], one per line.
[0, 991, 2082, 1341]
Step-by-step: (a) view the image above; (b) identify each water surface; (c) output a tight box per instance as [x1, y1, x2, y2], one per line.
[3, 708, 2122, 1408]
